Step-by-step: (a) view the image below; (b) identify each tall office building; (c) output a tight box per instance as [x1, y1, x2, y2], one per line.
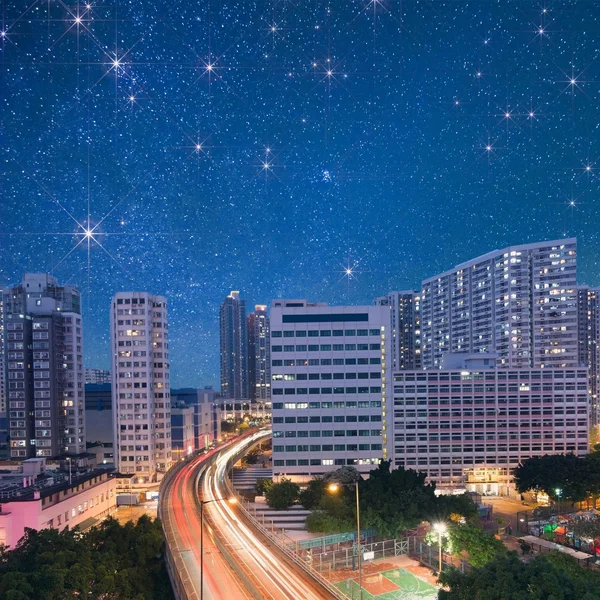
[4, 274, 85, 459]
[111, 292, 171, 483]
[220, 291, 248, 399]
[247, 304, 271, 402]
[420, 239, 578, 370]
[376, 291, 421, 370]
[578, 286, 600, 427]
[270, 300, 390, 480]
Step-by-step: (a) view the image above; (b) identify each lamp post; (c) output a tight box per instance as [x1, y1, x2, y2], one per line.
[328, 482, 362, 600]
[433, 522, 447, 574]
[555, 487, 562, 511]
[200, 496, 237, 600]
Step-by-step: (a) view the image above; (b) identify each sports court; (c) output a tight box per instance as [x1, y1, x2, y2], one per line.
[329, 556, 439, 600]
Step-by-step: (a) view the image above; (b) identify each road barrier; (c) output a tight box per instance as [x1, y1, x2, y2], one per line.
[223, 433, 349, 600]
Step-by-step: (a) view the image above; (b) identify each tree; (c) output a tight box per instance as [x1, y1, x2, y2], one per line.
[298, 477, 326, 510]
[255, 478, 274, 496]
[447, 523, 507, 567]
[242, 447, 262, 466]
[439, 551, 600, 599]
[265, 478, 299, 510]
[359, 460, 438, 537]
[323, 466, 361, 485]
[0, 516, 173, 600]
[514, 453, 599, 504]
[434, 494, 479, 523]
[305, 511, 355, 534]
[221, 420, 237, 433]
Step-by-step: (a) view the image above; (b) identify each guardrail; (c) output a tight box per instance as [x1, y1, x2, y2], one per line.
[158, 455, 196, 600]
[159, 431, 265, 600]
[222, 433, 349, 600]
[191, 461, 265, 600]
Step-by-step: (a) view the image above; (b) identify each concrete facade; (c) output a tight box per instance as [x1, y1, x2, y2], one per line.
[110, 292, 171, 483]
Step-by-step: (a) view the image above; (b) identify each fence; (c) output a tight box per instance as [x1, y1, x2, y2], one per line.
[223, 443, 354, 600]
[516, 507, 600, 557]
[291, 530, 377, 552]
[308, 538, 410, 573]
[409, 538, 470, 574]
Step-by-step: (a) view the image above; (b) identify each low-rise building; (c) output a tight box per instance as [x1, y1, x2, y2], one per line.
[0, 458, 117, 548]
[392, 354, 589, 496]
[171, 403, 195, 461]
[171, 387, 221, 449]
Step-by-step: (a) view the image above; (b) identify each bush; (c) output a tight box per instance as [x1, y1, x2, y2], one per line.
[265, 478, 299, 510]
[448, 523, 508, 567]
[255, 478, 274, 496]
[298, 477, 325, 510]
[305, 511, 355, 534]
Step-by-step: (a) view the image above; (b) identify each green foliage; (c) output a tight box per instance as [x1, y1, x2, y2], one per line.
[447, 523, 507, 567]
[305, 510, 355, 534]
[221, 420, 237, 433]
[255, 477, 274, 496]
[323, 466, 361, 485]
[438, 551, 600, 600]
[265, 478, 300, 510]
[434, 494, 479, 523]
[302, 462, 480, 537]
[359, 460, 437, 537]
[0, 515, 172, 600]
[298, 477, 326, 510]
[514, 453, 600, 503]
[242, 447, 262, 466]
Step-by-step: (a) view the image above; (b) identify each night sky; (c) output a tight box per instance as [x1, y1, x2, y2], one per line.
[1, 1, 600, 388]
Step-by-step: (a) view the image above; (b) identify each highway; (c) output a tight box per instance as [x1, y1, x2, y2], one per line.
[201, 430, 334, 600]
[161, 443, 252, 600]
[161, 431, 336, 600]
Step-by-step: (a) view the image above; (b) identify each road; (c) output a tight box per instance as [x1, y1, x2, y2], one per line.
[201, 431, 333, 600]
[161, 446, 252, 600]
[162, 432, 334, 600]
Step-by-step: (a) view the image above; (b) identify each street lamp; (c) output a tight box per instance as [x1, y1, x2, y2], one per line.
[328, 482, 362, 600]
[433, 522, 447, 574]
[200, 496, 237, 600]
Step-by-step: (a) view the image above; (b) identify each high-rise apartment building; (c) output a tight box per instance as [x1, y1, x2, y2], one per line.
[220, 291, 248, 399]
[376, 291, 421, 370]
[270, 300, 390, 480]
[420, 239, 578, 370]
[110, 292, 171, 483]
[247, 304, 271, 402]
[578, 286, 600, 427]
[393, 354, 589, 494]
[3, 274, 85, 459]
[0, 288, 7, 415]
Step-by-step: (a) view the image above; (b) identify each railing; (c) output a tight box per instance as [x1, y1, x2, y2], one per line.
[409, 537, 470, 574]
[158, 455, 195, 600]
[222, 435, 349, 600]
[159, 431, 265, 600]
[307, 538, 410, 574]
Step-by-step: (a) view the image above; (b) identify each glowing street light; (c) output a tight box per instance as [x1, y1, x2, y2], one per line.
[433, 522, 447, 574]
[328, 481, 362, 599]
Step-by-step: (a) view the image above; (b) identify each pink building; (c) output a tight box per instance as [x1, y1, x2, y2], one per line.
[0, 459, 117, 548]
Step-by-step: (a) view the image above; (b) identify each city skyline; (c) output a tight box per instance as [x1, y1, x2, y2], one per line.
[2, 1, 600, 388]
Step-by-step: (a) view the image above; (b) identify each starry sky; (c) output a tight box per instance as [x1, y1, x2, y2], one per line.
[1, 0, 600, 388]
